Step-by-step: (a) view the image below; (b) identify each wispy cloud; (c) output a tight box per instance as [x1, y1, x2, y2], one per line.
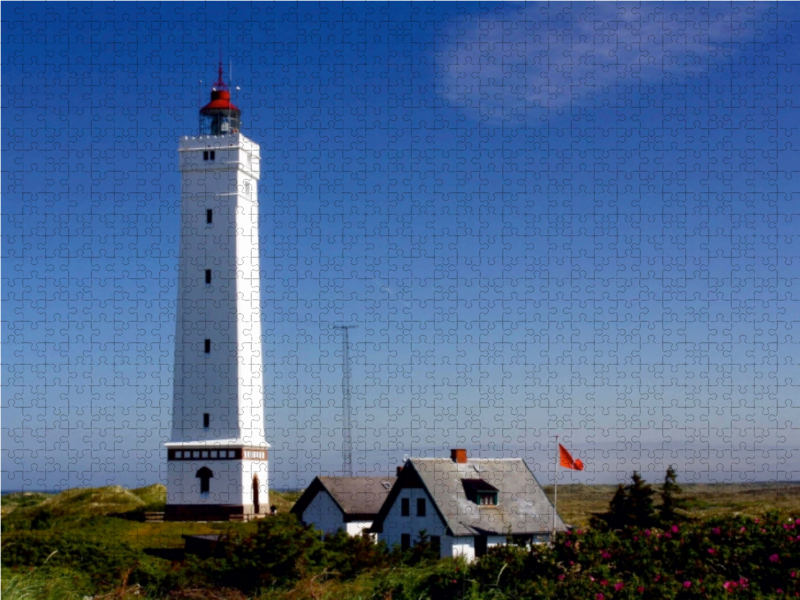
[437, 4, 775, 116]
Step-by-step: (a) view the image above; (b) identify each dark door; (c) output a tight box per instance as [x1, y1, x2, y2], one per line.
[475, 535, 488, 557]
[252, 475, 260, 514]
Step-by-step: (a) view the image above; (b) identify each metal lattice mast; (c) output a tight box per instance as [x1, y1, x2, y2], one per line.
[334, 325, 357, 476]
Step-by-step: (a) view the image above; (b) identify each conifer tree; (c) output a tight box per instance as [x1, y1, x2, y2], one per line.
[607, 483, 629, 529]
[626, 471, 656, 528]
[659, 465, 685, 524]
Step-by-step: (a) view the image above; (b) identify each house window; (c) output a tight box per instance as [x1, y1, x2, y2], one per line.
[205, 269, 212, 284]
[203, 413, 210, 428]
[206, 209, 213, 224]
[417, 498, 426, 517]
[462, 478, 500, 506]
[204, 339, 211, 354]
[401, 498, 410, 516]
[203, 150, 216, 161]
[401, 533, 411, 551]
[478, 492, 498, 506]
[196, 467, 213, 495]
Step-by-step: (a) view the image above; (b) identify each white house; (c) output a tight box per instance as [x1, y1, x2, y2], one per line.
[370, 449, 565, 561]
[292, 476, 396, 537]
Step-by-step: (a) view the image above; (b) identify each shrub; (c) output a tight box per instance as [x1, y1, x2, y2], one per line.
[323, 530, 391, 579]
[194, 513, 326, 592]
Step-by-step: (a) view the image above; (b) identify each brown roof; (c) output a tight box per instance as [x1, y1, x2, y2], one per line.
[291, 476, 396, 520]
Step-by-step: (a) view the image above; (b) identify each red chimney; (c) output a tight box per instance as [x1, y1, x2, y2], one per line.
[396, 466, 403, 476]
[451, 448, 467, 464]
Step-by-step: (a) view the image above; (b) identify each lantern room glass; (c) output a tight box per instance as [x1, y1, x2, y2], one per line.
[199, 111, 241, 136]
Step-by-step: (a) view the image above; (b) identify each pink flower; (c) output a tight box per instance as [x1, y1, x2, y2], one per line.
[791, 571, 797, 578]
[712, 527, 721, 535]
[596, 594, 604, 600]
[708, 548, 715, 554]
[565, 540, 572, 547]
[672, 525, 680, 533]
[601, 580, 608, 587]
[633, 535, 638, 541]
[614, 582, 624, 591]
[738, 577, 749, 589]
[637, 586, 645, 593]
[740, 526, 746, 533]
[770, 554, 780, 563]
[601, 551, 611, 559]
[558, 574, 565, 581]
[684, 581, 692, 588]
[644, 529, 651, 537]
[723, 581, 737, 591]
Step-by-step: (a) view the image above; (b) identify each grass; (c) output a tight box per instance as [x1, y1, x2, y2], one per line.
[544, 481, 800, 527]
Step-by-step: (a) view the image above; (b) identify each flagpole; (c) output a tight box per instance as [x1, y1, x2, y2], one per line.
[553, 434, 558, 540]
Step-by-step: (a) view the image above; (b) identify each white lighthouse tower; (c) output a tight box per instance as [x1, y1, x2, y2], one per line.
[165, 66, 269, 521]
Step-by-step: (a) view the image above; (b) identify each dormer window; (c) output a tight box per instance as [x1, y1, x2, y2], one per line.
[462, 479, 499, 506]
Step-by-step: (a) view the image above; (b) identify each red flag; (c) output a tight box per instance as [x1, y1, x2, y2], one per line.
[559, 444, 584, 471]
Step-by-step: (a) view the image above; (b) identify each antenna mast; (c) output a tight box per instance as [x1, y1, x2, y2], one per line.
[334, 324, 357, 476]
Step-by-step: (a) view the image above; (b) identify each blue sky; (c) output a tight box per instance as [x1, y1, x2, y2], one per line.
[3, 2, 800, 492]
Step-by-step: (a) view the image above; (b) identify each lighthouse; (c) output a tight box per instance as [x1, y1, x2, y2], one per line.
[165, 66, 269, 521]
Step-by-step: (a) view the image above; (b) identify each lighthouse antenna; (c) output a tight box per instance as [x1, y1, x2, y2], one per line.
[215, 45, 227, 90]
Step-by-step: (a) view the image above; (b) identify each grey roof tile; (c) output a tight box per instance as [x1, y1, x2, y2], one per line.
[409, 457, 565, 536]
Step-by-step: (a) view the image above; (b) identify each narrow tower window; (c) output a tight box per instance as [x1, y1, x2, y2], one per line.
[203, 413, 210, 428]
[205, 269, 212, 284]
[204, 339, 211, 354]
[202, 150, 216, 161]
[206, 209, 213, 224]
[401, 498, 410, 516]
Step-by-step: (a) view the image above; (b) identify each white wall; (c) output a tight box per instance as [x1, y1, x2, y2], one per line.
[166, 457, 268, 511]
[302, 489, 345, 535]
[377, 487, 448, 551]
[172, 133, 264, 446]
[443, 536, 476, 562]
[346, 521, 373, 537]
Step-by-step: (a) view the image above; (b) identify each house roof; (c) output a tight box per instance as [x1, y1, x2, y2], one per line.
[371, 457, 565, 536]
[291, 476, 396, 521]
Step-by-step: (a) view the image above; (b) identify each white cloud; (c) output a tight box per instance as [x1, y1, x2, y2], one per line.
[438, 4, 775, 116]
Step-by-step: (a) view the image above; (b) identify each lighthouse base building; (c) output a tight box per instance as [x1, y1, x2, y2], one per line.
[165, 71, 269, 521]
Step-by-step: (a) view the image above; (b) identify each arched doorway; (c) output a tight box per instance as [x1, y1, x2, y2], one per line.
[196, 467, 213, 495]
[252, 475, 260, 514]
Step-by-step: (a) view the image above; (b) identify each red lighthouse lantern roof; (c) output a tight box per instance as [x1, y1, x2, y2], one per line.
[200, 89, 239, 114]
